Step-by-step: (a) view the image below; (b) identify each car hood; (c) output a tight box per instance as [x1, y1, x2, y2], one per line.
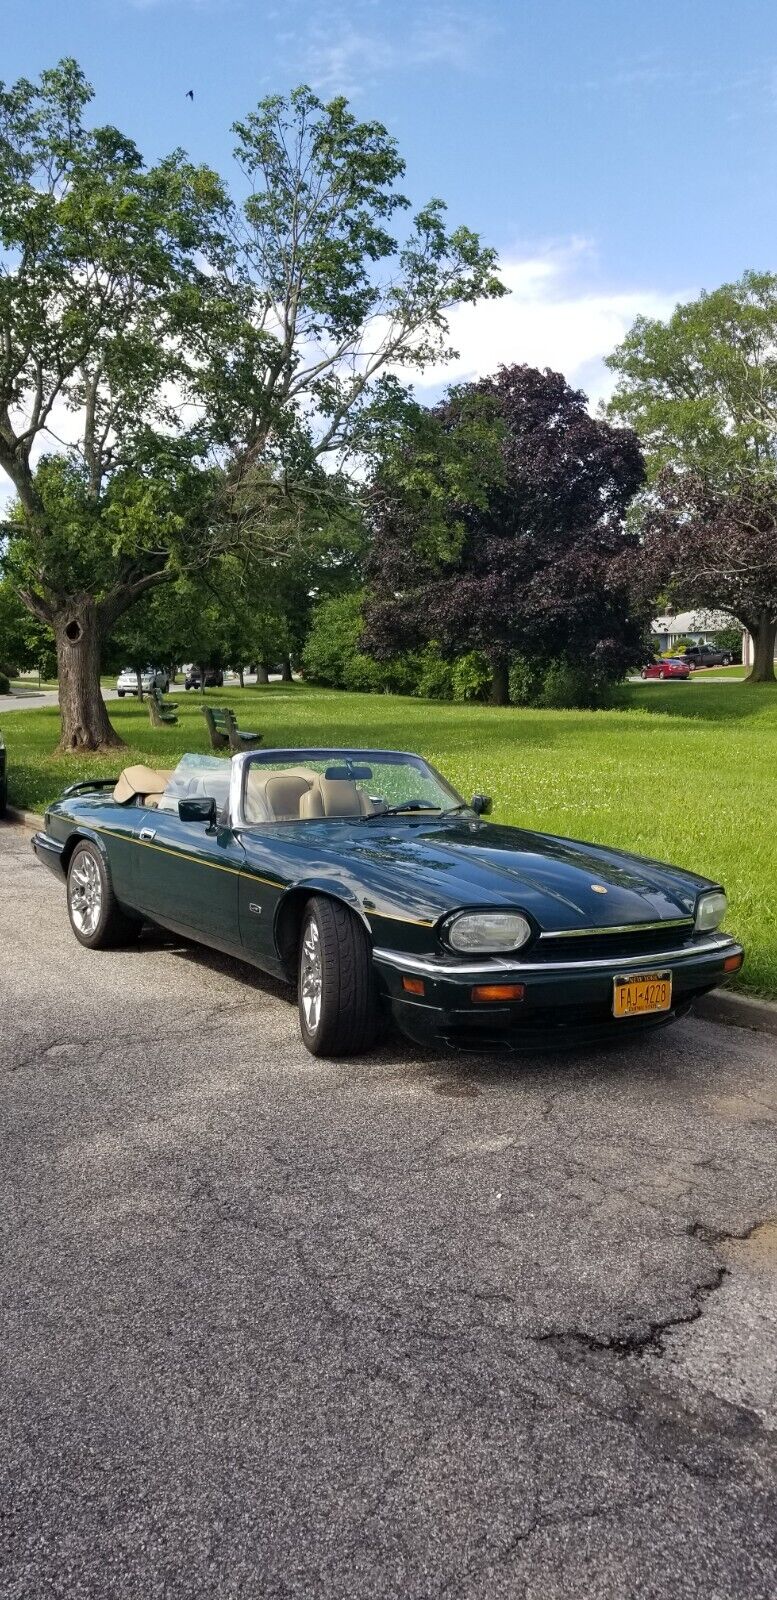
[263, 817, 711, 933]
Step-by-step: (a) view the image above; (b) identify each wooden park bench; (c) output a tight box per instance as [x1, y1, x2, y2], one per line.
[147, 686, 179, 728]
[201, 704, 263, 754]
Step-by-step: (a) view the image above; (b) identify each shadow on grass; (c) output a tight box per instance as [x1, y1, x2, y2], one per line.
[616, 683, 777, 723]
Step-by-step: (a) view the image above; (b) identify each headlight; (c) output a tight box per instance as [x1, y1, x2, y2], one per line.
[695, 890, 727, 932]
[446, 911, 532, 953]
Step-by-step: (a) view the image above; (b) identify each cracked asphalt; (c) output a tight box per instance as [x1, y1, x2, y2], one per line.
[1, 822, 776, 1599]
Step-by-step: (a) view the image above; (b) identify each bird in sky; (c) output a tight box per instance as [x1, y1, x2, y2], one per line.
[185, 89, 194, 100]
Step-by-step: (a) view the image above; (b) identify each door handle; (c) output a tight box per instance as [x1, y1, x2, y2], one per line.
[139, 827, 156, 841]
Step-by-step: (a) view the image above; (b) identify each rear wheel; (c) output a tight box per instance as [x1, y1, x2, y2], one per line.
[640, 668, 648, 679]
[298, 896, 379, 1057]
[67, 842, 140, 950]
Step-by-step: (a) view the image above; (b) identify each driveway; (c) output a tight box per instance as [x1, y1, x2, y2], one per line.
[2, 822, 776, 1598]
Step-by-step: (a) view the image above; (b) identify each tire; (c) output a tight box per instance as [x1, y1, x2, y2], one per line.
[659, 669, 667, 680]
[117, 690, 125, 698]
[66, 841, 140, 950]
[640, 668, 648, 679]
[298, 895, 379, 1057]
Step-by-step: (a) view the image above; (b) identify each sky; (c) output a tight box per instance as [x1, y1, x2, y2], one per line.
[2, 0, 777, 407]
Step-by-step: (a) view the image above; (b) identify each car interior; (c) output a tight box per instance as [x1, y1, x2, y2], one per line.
[243, 765, 375, 823]
[111, 757, 389, 824]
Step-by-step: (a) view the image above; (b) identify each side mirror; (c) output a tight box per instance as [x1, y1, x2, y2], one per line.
[178, 796, 217, 827]
[470, 793, 492, 816]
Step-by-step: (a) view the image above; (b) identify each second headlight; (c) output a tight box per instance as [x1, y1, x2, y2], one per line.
[446, 910, 532, 953]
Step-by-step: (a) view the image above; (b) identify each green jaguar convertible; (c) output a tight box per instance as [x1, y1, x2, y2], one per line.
[32, 746, 743, 1056]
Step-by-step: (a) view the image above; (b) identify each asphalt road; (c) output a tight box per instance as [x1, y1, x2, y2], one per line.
[0, 688, 120, 714]
[2, 823, 776, 1599]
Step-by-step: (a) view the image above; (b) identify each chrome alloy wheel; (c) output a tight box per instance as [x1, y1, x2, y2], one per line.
[69, 853, 102, 936]
[300, 916, 323, 1033]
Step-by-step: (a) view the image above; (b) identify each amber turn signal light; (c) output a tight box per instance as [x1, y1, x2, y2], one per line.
[723, 953, 743, 973]
[471, 983, 525, 1003]
[402, 976, 426, 996]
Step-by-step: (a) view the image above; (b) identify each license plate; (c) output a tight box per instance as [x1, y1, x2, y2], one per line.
[613, 970, 672, 1018]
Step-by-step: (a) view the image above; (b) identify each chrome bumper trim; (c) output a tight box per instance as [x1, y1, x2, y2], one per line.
[372, 933, 736, 978]
[539, 916, 694, 940]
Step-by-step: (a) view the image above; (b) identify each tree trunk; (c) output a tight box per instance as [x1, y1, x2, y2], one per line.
[281, 656, 293, 682]
[238, 665, 245, 688]
[55, 603, 124, 752]
[256, 663, 269, 684]
[744, 614, 777, 683]
[489, 655, 510, 706]
[135, 667, 144, 701]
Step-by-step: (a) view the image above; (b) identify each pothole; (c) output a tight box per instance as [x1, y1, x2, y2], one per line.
[661, 1221, 777, 1427]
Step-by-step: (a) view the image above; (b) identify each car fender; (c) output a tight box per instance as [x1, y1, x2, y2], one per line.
[60, 822, 112, 873]
[273, 876, 373, 970]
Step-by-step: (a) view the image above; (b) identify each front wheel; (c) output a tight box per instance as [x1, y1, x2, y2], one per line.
[117, 690, 125, 697]
[298, 896, 379, 1057]
[659, 669, 667, 680]
[640, 668, 648, 679]
[67, 842, 140, 949]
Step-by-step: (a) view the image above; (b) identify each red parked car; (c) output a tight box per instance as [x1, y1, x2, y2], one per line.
[641, 657, 691, 681]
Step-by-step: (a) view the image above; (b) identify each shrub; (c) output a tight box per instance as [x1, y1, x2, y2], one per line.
[509, 655, 545, 706]
[0, 670, 9, 694]
[303, 592, 378, 692]
[509, 654, 615, 710]
[450, 651, 491, 701]
[711, 625, 743, 659]
[304, 592, 419, 694]
[305, 596, 493, 702]
[539, 658, 614, 710]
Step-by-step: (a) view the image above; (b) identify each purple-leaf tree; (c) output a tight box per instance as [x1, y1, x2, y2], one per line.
[365, 364, 646, 704]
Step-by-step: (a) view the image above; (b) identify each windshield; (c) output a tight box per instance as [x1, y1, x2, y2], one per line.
[240, 749, 465, 824]
[157, 752, 232, 815]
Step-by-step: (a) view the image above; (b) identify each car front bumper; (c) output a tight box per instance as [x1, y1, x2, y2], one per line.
[373, 933, 744, 1051]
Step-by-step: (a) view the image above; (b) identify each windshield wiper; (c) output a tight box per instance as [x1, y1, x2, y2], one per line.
[363, 800, 442, 821]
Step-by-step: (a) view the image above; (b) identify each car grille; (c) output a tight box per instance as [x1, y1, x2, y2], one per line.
[534, 924, 696, 962]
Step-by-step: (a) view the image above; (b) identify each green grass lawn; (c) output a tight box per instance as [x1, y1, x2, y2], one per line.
[2, 679, 774, 998]
[691, 664, 748, 679]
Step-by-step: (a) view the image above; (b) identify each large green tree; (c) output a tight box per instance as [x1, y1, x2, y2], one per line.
[0, 65, 503, 750]
[606, 271, 777, 682]
[0, 60, 226, 747]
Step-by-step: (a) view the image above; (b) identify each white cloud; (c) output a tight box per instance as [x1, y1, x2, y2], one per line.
[406, 240, 687, 406]
[286, 4, 494, 97]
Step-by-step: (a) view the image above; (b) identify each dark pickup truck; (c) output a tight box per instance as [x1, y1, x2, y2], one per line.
[683, 644, 737, 669]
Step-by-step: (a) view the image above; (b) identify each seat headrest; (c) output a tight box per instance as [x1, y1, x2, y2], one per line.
[244, 766, 320, 822]
[113, 765, 173, 804]
[313, 777, 373, 817]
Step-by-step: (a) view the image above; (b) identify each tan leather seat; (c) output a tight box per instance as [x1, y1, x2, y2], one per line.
[299, 777, 373, 818]
[113, 765, 173, 804]
[244, 766, 321, 823]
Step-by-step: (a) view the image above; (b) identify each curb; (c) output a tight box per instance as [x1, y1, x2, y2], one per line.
[694, 989, 777, 1037]
[5, 804, 45, 829]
